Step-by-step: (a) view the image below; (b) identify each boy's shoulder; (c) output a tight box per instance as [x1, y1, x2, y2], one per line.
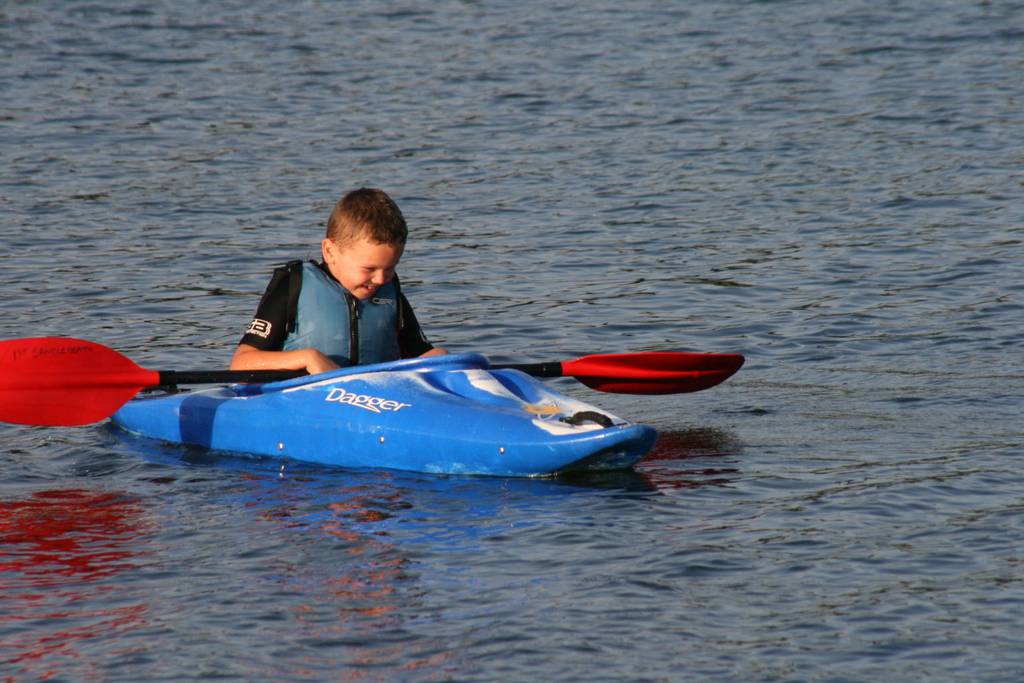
[263, 260, 309, 335]
[273, 258, 308, 274]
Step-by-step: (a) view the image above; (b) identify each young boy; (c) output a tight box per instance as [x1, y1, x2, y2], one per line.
[230, 188, 446, 375]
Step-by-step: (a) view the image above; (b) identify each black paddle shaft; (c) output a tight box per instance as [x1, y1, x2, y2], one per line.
[155, 362, 565, 387]
[155, 369, 306, 386]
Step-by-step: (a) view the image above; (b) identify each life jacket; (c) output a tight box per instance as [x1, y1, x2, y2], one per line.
[280, 261, 402, 366]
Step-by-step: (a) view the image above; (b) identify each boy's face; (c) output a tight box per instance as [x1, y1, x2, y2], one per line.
[322, 236, 404, 300]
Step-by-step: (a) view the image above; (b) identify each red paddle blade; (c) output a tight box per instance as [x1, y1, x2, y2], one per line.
[561, 352, 745, 395]
[0, 338, 159, 426]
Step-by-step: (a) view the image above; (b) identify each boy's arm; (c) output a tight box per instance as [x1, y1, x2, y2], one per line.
[229, 343, 339, 375]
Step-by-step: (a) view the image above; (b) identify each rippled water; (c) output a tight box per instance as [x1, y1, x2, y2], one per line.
[2, 1, 1023, 680]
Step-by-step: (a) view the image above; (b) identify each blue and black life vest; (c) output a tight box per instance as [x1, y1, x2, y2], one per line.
[280, 261, 403, 366]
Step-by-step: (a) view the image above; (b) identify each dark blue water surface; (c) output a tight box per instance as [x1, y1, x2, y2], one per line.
[2, 1, 1023, 680]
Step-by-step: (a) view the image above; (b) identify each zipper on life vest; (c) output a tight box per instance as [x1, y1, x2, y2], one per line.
[346, 292, 360, 365]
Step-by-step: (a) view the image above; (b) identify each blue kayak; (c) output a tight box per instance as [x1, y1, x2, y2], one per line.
[111, 353, 657, 477]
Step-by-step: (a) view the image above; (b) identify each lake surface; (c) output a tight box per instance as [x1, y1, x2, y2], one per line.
[2, 1, 1023, 680]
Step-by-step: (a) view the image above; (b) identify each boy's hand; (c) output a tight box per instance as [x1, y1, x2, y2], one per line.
[304, 349, 341, 375]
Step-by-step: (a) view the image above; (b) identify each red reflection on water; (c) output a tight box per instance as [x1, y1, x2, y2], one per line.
[0, 489, 150, 681]
[644, 427, 743, 462]
[637, 428, 742, 490]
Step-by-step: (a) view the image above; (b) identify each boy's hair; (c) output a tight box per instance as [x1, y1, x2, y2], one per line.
[326, 188, 408, 246]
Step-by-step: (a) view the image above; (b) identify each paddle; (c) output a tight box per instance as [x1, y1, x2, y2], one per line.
[495, 352, 744, 396]
[0, 337, 305, 427]
[0, 337, 744, 427]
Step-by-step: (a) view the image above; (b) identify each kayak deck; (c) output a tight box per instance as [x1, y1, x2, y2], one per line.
[111, 353, 657, 477]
